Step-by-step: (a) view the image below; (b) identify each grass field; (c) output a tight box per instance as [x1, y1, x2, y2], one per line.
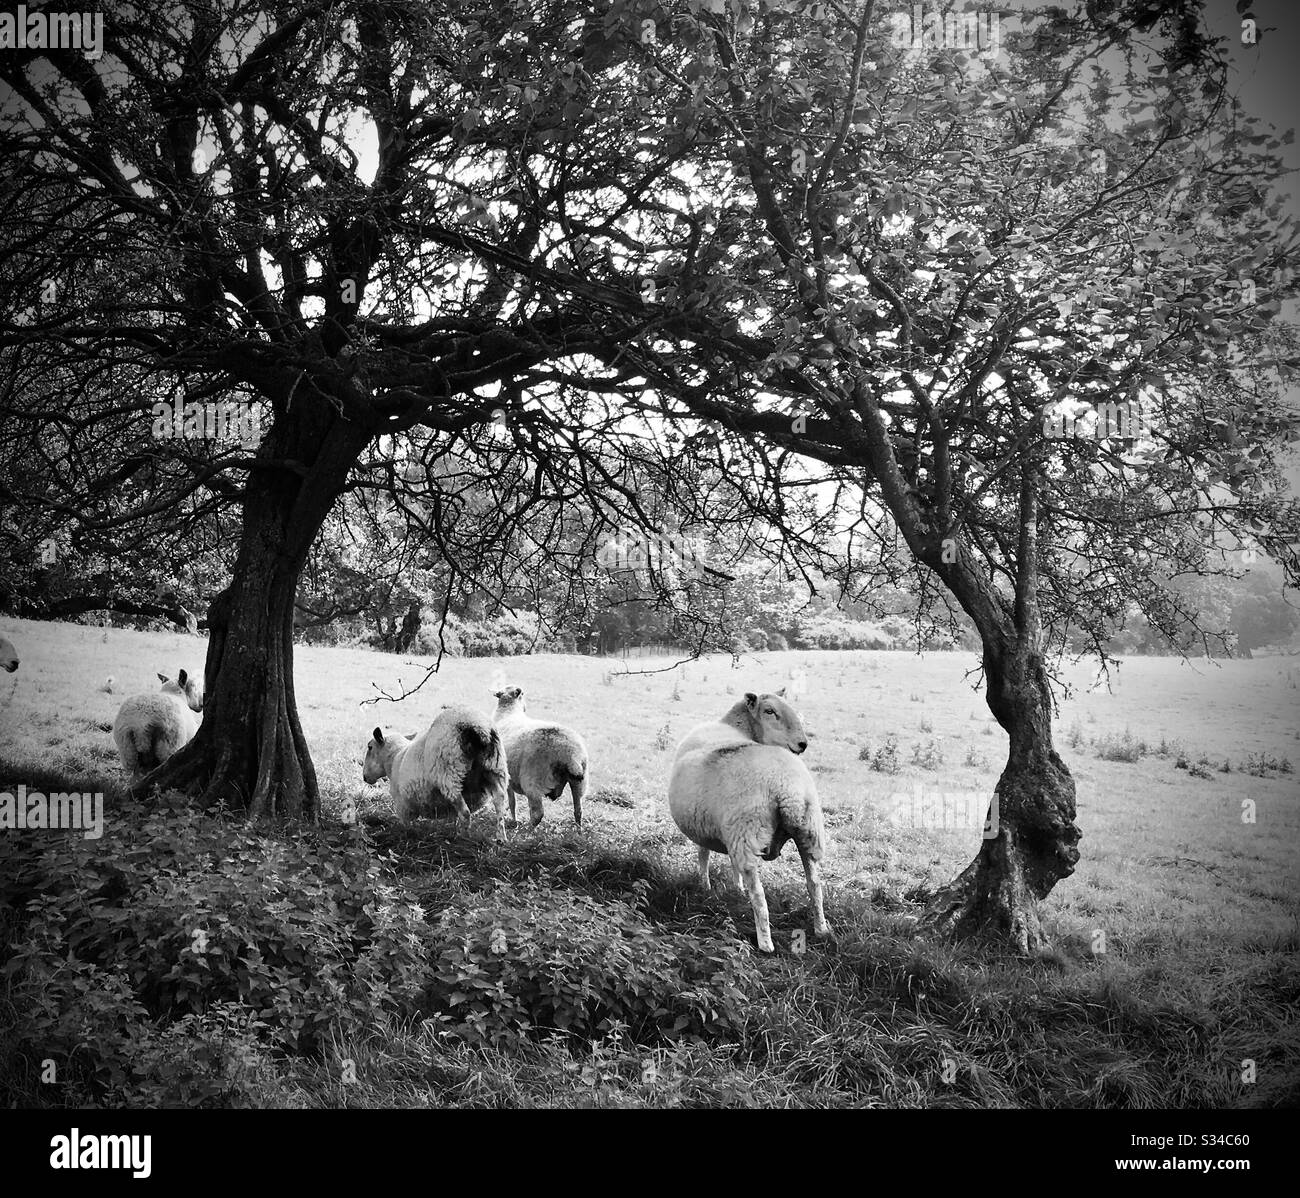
[1, 615, 1297, 1108]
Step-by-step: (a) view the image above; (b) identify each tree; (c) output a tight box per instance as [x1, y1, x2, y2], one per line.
[550, 0, 1300, 948]
[0, 0, 720, 815]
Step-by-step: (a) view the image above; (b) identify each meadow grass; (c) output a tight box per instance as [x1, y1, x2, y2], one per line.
[0, 616, 1296, 1107]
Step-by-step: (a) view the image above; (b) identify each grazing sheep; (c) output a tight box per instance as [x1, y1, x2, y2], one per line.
[0, 635, 18, 672]
[492, 686, 588, 828]
[112, 670, 204, 781]
[362, 704, 510, 839]
[668, 690, 831, 953]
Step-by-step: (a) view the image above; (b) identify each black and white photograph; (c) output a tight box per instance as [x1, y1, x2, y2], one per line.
[0, 0, 1296, 1157]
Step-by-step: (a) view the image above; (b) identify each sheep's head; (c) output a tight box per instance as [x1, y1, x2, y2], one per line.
[493, 685, 526, 715]
[158, 669, 203, 712]
[0, 636, 18, 672]
[744, 690, 808, 754]
[362, 727, 397, 784]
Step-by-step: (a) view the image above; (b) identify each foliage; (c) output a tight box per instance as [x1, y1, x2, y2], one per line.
[869, 734, 901, 774]
[415, 610, 549, 658]
[0, 797, 431, 1103]
[910, 738, 945, 770]
[1095, 729, 1148, 763]
[426, 878, 756, 1047]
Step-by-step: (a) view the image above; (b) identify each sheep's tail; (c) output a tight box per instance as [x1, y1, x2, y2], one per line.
[459, 723, 510, 807]
[558, 744, 587, 826]
[560, 743, 586, 782]
[131, 727, 161, 773]
[802, 792, 827, 859]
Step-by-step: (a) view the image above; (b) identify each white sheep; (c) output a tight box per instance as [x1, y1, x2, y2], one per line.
[492, 686, 588, 828]
[112, 670, 204, 781]
[0, 635, 18, 672]
[362, 704, 510, 839]
[668, 690, 831, 953]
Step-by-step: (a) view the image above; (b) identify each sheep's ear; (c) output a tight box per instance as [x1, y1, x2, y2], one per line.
[512, 686, 522, 698]
[775, 686, 786, 697]
[493, 690, 504, 699]
[372, 727, 384, 743]
[745, 692, 757, 708]
[178, 669, 188, 686]
[157, 673, 168, 684]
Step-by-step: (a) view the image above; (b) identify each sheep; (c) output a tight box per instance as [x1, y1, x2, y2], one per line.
[112, 670, 204, 781]
[668, 690, 831, 954]
[492, 686, 588, 828]
[362, 703, 510, 839]
[0, 635, 17, 672]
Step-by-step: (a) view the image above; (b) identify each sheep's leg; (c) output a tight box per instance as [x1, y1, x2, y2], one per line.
[489, 787, 507, 842]
[695, 844, 711, 890]
[528, 794, 544, 828]
[450, 792, 474, 837]
[739, 861, 774, 953]
[798, 844, 832, 938]
[569, 775, 585, 827]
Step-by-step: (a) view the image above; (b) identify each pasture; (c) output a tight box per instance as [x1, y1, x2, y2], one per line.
[1, 616, 1297, 1108]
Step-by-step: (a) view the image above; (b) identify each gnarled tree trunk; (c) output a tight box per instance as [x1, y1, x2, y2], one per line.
[140, 393, 374, 820]
[921, 466, 1081, 951]
[922, 643, 1080, 952]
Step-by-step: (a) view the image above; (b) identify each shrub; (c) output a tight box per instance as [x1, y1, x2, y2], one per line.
[1094, 728, 1146, 762]
[414, 611, 550, 658]
[1244, 751, 1293, 777]
[426, 879, 756, 1047]
[870, 734, 900, 774]
[792, 614, 893, 651]
[910, 739, 944, 770]
[104, 1003, 293, 1108]
[0, 797, 432, 1103]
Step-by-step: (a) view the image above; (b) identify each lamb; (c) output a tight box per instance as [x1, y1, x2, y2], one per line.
[112, 670, 204, 781]
[362, 704, 510, 839]
[0, 635, 18, 672]
[492, 686, 588, 828]
[668, 690, 831, 953]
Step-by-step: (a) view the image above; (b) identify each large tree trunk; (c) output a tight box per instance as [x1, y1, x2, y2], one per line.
[140, 396, 373, 820]
[922, 644, 1080, 952]
[920, 465, 1081, 951]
